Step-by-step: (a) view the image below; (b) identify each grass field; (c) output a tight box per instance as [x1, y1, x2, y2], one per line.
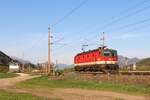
[18, 76, 150, 96]
[0, 72, 19, 78]
[0, 89, 59, 100]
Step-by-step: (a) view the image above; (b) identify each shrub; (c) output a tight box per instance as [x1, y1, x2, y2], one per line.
[0, 64, 9, 72]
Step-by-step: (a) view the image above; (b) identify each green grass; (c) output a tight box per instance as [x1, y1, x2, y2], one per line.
[19, 76, 150, 95]
[0, 89, 59, 100]
[0, 72, 19, 78]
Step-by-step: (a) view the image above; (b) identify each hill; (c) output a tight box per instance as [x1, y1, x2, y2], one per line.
[57, 64, 72, 69]
[11, 56, 31, 64]
[118, 55, 139, 67]
[136, 58, 150, 70]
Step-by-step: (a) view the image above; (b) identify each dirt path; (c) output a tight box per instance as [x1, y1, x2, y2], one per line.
[0, 73, 149, 100]
[18, 88, 149, 100]
[53, 88, 149, 100]
[0, 73, 40, 89]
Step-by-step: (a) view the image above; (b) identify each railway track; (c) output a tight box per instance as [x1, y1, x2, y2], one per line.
[76, 71, 150, 75]
[119, 71, 150, 75]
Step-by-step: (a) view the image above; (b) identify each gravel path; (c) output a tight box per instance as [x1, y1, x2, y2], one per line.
[22, 88, 149, 100]
[0, 73, 40, 88]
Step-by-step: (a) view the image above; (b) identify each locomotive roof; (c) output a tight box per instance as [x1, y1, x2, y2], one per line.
[76, 47, 116, 56]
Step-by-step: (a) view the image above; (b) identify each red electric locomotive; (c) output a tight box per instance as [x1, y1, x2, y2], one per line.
[74, 47, 119, 73]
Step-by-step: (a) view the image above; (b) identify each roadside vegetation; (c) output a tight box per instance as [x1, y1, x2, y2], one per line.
[18, 75, 150, 96]
[0, 64, 9, 72]
[0, 72, 19, 78]
[0, 89, 59, 100]
[136, 58, 150, 71]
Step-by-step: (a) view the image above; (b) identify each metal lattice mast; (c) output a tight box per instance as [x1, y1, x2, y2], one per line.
[102, 32, 105, 47]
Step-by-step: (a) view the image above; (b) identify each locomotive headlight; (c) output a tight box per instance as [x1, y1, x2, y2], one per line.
[108, 58, 112, 60]
[97, 58, 101, 61]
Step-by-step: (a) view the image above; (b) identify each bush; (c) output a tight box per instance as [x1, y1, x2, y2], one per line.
[63, 67, 74, 73]
[0, 64, 9, 72]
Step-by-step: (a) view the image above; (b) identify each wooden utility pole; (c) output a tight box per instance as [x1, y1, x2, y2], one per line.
[48, 25, 51, 74]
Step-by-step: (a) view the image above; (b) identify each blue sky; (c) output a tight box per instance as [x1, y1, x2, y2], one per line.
[0, 0, 150, 64]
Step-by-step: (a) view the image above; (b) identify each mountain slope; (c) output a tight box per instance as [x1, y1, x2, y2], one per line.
[136, 58, 150, 70]
[11, 56, 31, 64]
[118, 55, 139, 67]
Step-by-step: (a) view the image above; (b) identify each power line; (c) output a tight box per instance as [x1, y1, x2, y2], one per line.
[51, 37, 64, 44]
[67, 0, 150, 46]
[81, 4, 150, 45]
[52, 0, 89, 27]
[52, 0, 150, 64]
[103, 4, 150, 31]
[50, 0, 89, 52]
[109, 0, 149, 19]
[107, 17, 150, 32]
[23, 0, 89, 64]
[86, 19, 150, 48]
[77, 0, 149, 35]
[120, 22, 150, 34]
[91, 0, 150, 33]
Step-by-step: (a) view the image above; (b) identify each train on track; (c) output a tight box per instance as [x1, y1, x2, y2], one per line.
[74, 46, 119, 73]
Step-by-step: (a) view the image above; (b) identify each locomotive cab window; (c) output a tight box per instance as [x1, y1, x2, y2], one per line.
[111, 51, 117, 56]
[104, 51, 111, 56]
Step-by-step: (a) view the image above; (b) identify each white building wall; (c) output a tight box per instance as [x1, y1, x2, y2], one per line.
[9, 63, 20, 72]
[9, 65, 19, 69]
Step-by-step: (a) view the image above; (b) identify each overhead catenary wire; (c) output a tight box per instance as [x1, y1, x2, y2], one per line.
[103, 4, 150, 31]
[91, 0, 150, 33]
[45, 0, 89, 65]
[108, 0, 149, 20]
[52, 0, 89, 27]
[52, 21, 150, 63]
[106, 17, 150, 32]
[81, 3, 150, 45]
[48, 0, 89, 57]
[118, 22, 150, 34]
[52, 0, 150, 57]
[23, 0, 150, 63]
[51, 0, 150, 65]
[66, 0, 150, 46]
[79, 0, 149, 32]
[32, 0, 149, 52]
[53, 22, 150, 56]
[23, 0, 89, 63]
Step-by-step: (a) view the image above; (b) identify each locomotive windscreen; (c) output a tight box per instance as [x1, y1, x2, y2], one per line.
[103, 50, 117, 57]
[104, 51, 111, 56]
[111, 50, 117, 56]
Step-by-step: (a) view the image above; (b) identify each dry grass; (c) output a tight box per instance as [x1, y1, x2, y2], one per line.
[78, 74, 150, 87]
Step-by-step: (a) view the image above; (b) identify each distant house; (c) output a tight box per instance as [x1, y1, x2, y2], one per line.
[9, 62, 20, 72]
[0, 51, 12, 65]
[0, 51, 12, 72]
[0, 50, 36, 72]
